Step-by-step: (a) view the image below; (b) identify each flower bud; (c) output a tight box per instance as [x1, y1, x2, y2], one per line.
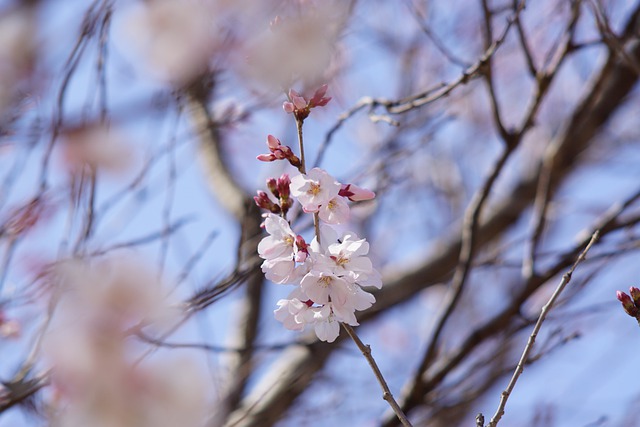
[617, 290, 639, 317]
[630, 287, 640, 305]
[257, 153, 276, 162]
[309, 84, 331, 107]
[295, 235, 309, 262]
[339, 183, 376, 202]
[254, 191, 280, 214]
[266, 134, 281, 149]
[267, 178, 279, 198]
[277, 174, 291, 198]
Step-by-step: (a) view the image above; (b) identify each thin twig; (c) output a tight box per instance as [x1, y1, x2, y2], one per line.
[487, 230, 600, 427]
[342, 324, 413, 427]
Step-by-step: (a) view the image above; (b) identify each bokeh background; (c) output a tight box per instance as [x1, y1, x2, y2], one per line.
[1, 0, 640, 426]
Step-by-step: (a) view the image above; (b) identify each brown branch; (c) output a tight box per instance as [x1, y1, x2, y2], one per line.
[397, 144, 517, 417]
[487, 231, 599, 426]
[186, 76, 265, 422]
[342, 324, 413, 427]
[315, 5, 524, 168]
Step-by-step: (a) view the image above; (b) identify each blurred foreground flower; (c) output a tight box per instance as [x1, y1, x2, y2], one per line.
[0, 5, 38, 118]
[0, 312, 20, 339]
[243, 1, 348, 87]
[60, 124, 133, 174]
[44, 257, 206, 427]
[124, 0, 218, 84]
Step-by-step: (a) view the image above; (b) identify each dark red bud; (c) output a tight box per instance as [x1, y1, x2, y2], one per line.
[277, 174, 291, 197]
[618, 291, 639, 317]
[630, 287, 640, 305]
[254, 192, 280, 213]
[267, 178, 278, 197]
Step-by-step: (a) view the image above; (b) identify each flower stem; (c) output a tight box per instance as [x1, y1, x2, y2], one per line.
[295, 118, 306, 175]
[342, 324, 413, 427]
[294, 117, 320, 244]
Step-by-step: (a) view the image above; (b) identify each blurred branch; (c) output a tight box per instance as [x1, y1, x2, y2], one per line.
[400, 143, 518, 415]
[315, 4, 524, 167]
[0, 373, 48, 414]
[185, 75, 265, 423]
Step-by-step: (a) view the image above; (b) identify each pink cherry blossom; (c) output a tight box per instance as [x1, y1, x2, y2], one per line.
[312, 227, 383, 289]
[339, 183, 376, 202]
[290, 168, 340, 212]
[257, 214, 296, 260]
[311, 305, 340, 343]
[261, 256, 297, 284]
[300, 270, 350, 306]
[274, 289, 311, 331]
[297, 304, 340, 343]
[318, 196, 350, 224]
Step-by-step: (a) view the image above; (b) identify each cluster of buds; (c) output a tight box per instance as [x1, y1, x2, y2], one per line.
[254, 174, 293, 216]
[256, 135, 301, 169]
[283, 85, 331, 121]
[617, 287, 640, 324]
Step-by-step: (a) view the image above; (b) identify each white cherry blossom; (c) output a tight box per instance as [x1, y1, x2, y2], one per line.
[318, 196, 350, 224]
[290, 168, 340, 212]
[300, 270, 350, 305]
[257, 213, 296, 260]
[274, 289, 311, 331]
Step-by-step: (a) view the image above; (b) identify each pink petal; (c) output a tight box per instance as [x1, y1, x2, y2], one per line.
[283, 102, 295, 113]
[312, 84, 328, 101]
[257, 153, 276, 162]
[266, 134, 281, 149]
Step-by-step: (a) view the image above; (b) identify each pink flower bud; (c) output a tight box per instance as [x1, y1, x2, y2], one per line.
[289, 89, 307, 110]
[254, 191, 280, 213]
[257, 153, 276, 162]
[267, 134, 281, 150]
[277, 174, 291, 199]
[295, 235, 309, 262]
[267, 178, 279, 197]
[630, 287, 640, 305]
[617, 291, 639, 317]
[313, 96, 331, 107]
[309, 84, 331, 107]
[272, 148, 287, 160]
[339, 183, 376, 201]
[283, 102, 295, 114]
[311, 84, 328, 101]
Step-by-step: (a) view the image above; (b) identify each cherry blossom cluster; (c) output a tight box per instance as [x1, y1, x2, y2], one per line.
[255, 88, 379, 342]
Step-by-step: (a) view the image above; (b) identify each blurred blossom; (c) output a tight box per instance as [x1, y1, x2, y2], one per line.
[52, 257, 175, 328]
[2, 196, 52, 238]
[124, 0, 218, 84]
[60, 124, 133, 174]
[0, 6, 38, 117]
[44, 257, 205, 427]
[0, 315, 20, 339]
[242, 1, 349, 88]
